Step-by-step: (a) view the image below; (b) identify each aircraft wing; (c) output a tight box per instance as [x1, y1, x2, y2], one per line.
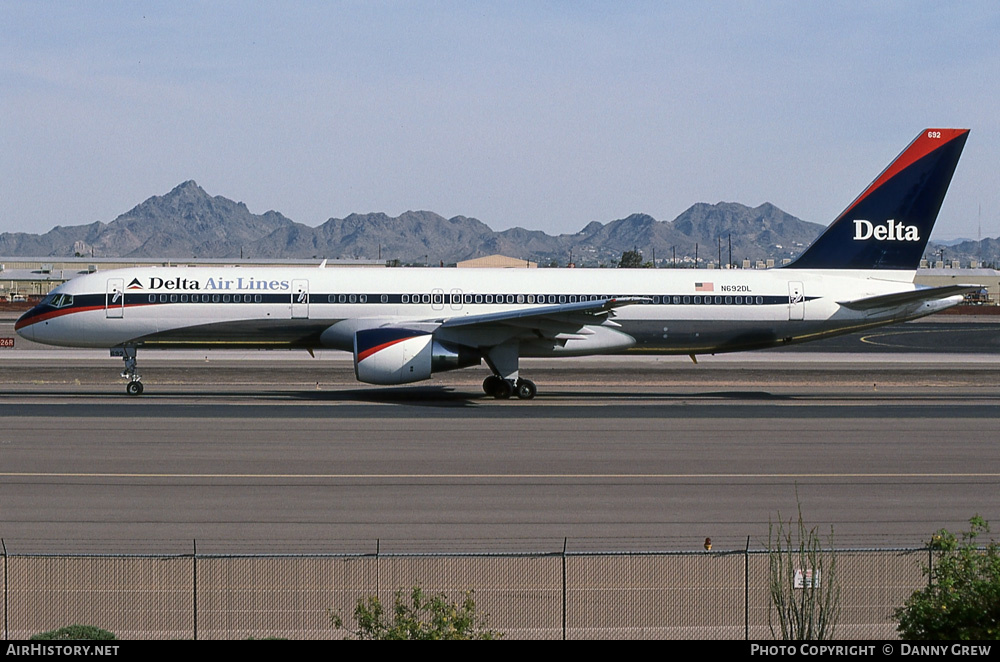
[837, 285, 981, 311]
[371, 296, 647, 350]
[439, 297, 642, 330]
[352, 296, 646, 386]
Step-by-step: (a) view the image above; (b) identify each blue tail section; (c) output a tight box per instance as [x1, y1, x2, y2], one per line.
[785, 129, 969, 270]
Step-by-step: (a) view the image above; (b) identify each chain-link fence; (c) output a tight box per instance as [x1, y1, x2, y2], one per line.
[1, 546, 930, 640]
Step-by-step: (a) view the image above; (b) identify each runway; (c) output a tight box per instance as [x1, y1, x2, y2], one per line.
[1, 317, 999, 555]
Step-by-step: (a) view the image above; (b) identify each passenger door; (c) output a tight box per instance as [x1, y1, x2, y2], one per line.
[291, 279, 309, 319]
[106, 278, 124, 319]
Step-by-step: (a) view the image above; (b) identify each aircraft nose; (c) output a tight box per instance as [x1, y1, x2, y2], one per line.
[14, 307, 37, 341]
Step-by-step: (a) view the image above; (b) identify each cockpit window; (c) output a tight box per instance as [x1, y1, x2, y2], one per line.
[47, 294, 74, 308]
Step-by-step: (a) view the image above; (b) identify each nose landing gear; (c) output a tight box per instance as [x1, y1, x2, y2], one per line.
[117, 345, 144, 396]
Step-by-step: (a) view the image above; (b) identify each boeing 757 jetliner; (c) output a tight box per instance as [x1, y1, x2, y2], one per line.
[16, 129, 972, 399]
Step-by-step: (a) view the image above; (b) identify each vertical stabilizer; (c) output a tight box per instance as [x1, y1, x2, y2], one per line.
[785, 129, 969, 270]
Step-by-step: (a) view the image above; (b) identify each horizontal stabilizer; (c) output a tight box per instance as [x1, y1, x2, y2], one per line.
[837, 285, 980, 311]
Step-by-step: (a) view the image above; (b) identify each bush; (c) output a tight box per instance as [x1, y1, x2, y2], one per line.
[895, 516, 1000, 640]
[767, 501, 840, 640]
[330, 586, 501, 640]
[30, 625, 116, 640]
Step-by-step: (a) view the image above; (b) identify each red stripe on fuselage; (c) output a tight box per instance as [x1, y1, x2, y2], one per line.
[14, 302, 155, 330]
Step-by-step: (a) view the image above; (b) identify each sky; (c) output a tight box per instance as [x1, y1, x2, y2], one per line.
[2, 2, 999, 241]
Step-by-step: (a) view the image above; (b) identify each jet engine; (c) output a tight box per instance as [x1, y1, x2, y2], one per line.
[353, 328, 479, 385]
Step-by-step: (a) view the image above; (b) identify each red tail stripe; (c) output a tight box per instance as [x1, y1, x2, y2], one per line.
[836, 129, 968, 221]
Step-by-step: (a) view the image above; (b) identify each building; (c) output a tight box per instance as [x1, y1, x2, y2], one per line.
[456, 254, 537, 268]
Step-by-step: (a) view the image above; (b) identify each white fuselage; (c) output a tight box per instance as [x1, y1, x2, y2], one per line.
[16, 265, 960, 355]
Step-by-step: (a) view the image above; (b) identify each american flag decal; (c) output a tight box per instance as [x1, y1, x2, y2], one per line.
[695, 282, 714, 292]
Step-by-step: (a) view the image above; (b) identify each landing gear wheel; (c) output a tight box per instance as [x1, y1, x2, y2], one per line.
[126, 381, 144, 396]
[483, 375, 503, 397]
[492, 379, 513, 400]
[515, 379, 537, 400]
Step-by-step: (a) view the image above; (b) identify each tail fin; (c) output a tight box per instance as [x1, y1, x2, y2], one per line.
[784, 128, 969, 270]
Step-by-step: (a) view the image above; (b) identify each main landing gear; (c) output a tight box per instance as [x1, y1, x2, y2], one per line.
[119, 345, 144, 396]
[481, 340, 536, 400]
[482, 375, 537, 400]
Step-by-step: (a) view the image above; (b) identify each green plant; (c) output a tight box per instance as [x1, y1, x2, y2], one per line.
[895, 515, 1000, 640]
[330, 586, 501, 640]
[30, 625, 116, 640]
[767, 501, 840, 640]
[618, 249, 643, 268]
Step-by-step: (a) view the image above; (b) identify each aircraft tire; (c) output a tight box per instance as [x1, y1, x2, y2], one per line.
[515, 379, 537, 400]
[483, 375, 502, 396]
[493, 379, 513, 400]
[126, 381, 144, 396]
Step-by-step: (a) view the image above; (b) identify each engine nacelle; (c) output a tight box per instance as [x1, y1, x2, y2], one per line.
[353, 328, 479, 385]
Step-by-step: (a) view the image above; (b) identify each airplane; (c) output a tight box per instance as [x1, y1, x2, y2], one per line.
[15, 128, 973, 399]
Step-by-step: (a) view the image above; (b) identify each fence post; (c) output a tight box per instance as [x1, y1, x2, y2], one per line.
[2, 538, 6, 641]
[192, 539, 198, 641]
[745, 536, 750, 640]
[562, 538, 567, 641]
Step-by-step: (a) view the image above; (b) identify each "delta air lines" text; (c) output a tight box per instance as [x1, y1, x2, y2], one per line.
[144, 276, 290, 291]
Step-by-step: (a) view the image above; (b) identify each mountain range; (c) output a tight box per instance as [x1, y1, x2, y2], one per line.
[0, 180, 983, 266]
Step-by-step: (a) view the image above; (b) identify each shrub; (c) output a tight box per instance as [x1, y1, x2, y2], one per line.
[767, 501, 840, 640]
[30, 625, 116, 640]
[330, 586, 501, 640]
[895, 516, 1000, 640]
